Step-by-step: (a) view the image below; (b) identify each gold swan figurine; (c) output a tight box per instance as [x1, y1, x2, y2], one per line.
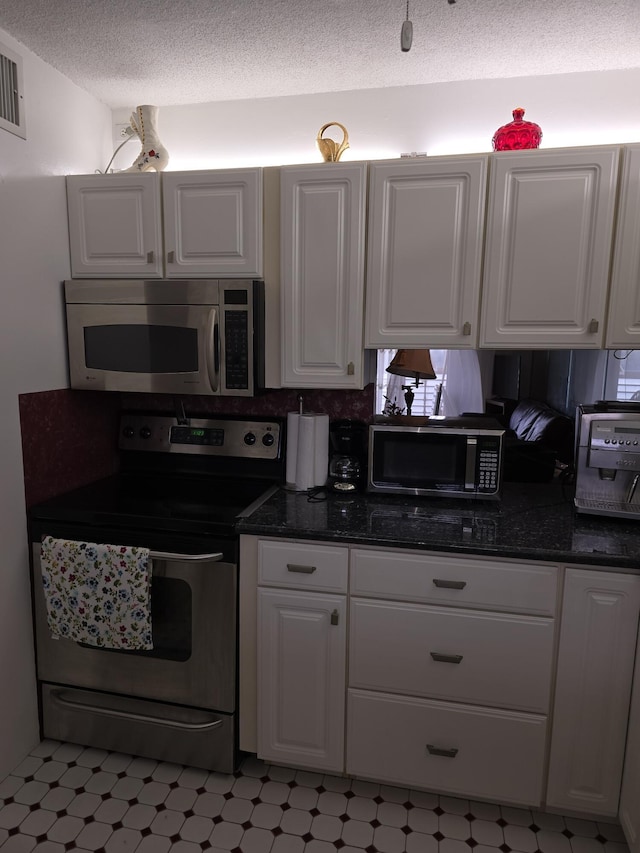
[316, 122, 350, 162]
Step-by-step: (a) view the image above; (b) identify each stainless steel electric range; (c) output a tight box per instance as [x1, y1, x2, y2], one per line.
[28, 413, 285, 773]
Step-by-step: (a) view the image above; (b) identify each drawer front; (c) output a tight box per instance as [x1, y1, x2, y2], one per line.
[351, 549, 558, 615]
[347, 689, 546, 806]
[350, 599, 554, 713]
[258, 539, 348, 592]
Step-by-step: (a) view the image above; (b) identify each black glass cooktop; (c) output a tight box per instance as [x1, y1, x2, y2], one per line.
[29, 472, 278, 536]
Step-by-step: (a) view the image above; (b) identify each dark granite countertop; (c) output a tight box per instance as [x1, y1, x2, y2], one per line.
[237, 481, 640, 571]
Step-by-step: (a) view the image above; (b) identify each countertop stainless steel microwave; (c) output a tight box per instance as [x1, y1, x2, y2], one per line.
[64, 279, 264, 396]
[368, 417, 505, 500]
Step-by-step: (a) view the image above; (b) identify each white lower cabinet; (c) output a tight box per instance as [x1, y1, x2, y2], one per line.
[251, 537, 640, 815]
[546, 568, 640, 817]
[347, 689, 547, 806]
[620, 621, 640, 852]
[345, 547, 557, 807]
[257, 541, 347, 772]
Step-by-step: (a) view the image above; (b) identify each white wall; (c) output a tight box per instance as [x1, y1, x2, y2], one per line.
[0, 27, 111, 779]
[110, 68, 640, 171]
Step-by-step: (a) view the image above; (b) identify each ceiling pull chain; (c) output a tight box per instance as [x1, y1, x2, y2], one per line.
[401, 0, 413, 51]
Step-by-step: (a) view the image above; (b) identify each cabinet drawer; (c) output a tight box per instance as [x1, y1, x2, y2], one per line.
[258, 540, 348, 592]
[347, 689, 546, 806]
[351, 549, 558, 615]
[350, 599, 554, 713]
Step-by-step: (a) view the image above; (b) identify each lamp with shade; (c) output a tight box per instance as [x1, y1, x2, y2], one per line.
[386, 349, 437, 416]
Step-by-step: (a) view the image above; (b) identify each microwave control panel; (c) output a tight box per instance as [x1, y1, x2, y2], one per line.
[473, 436, 502, 494]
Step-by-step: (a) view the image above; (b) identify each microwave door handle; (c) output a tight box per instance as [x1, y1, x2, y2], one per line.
[205, 307, 220, 392]
[465, 437, 477, 490]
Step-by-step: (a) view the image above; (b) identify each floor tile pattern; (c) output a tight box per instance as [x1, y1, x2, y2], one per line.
[0, 741, 630, 852]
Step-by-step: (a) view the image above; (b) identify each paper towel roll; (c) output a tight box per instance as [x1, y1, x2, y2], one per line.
[285, 412, 330, 491]
[313, 414, 329, 487]
[295, 414, 317, 491]
[286, 412, 300, 489]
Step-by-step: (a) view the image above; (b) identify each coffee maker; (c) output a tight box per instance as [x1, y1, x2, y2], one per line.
[328, 420, 367, 492]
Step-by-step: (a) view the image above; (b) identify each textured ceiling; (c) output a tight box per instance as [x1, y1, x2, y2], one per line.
[0, 0, 638, 109]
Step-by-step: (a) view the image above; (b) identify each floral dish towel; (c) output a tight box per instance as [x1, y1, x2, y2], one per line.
[40, 536, 153, 650]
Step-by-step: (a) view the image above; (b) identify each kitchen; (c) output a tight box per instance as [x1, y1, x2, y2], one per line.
[2, 2, 640, 850]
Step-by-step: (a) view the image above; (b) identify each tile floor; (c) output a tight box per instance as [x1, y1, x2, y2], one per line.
[0, 741, 630, 853]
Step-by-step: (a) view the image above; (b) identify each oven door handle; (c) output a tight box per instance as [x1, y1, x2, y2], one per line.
[149, 550, 224, 562]
[50, 689, 224, 731]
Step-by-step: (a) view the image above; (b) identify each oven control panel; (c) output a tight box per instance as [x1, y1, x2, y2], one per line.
[119, 415, 282, 460]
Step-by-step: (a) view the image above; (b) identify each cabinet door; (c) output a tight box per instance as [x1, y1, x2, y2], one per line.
[365, 156, 487, 348]
[480, 147, 619, 348]
[257, 588, 346, 772]
[280, 163, 367, 388]
[606, 145, 640, 347]
[67, 174, 163, 278]
[546, 568, 640, 816]
[162, 169, 263, 277]
[620, 621, 640, 852]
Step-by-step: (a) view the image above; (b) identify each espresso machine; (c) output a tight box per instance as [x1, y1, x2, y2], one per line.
[574, 401, 640, 519]
[328, 420, 367, 492]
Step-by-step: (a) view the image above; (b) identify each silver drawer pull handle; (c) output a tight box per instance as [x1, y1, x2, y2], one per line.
[430, 652, 463, 664]
[287, 563, 317, 574]
[427, 744, 459, 758]
[433, 578, 466, 589]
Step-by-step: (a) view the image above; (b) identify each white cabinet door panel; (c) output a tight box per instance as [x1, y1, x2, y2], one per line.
[258, 539, 348, 593]
[607, 144, 640, 347]
[546, 568, 640, 816]
[481, 147, 619, 348]
[67, 174, 163, 277]
[620, 619, 640, 852]
[349, 598, 554, 712]
[365, 156, 487, 347]
[163, 169, 262, 277]
[350, 548, 558, 616]
[257, 588, 346, 772]
[281, 164, 367, 388]
[347, 689, 546, 807]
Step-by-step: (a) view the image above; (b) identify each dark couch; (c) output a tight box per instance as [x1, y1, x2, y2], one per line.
[503, 399, 575, 482]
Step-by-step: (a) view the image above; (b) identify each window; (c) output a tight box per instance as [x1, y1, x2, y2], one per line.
[375, 349, 447, 416]
[606, 350, 640, 401]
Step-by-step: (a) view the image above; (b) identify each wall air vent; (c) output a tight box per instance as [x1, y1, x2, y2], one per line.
[0, 42, 25, 140]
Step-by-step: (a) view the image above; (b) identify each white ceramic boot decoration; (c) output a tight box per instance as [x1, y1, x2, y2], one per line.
[123, 105, 169, 172]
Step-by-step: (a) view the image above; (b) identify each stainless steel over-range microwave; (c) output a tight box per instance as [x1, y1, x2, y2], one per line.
[65, 279, 265, 396]
[368, 418, 505, 499]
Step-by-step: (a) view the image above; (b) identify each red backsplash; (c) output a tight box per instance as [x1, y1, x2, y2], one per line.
[19, 389, 122, 508]
[19, 385, 375, 507]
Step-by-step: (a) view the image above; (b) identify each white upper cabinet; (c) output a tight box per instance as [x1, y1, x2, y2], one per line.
[162, 169, 262, 278]
[480, 147, 620, 349]
[67, 173, 163, 278]
[365, 156, 488, 348]
[67, 169, 263, 278]
[280, 163, 368, 388]
[606, 144, 640, 348]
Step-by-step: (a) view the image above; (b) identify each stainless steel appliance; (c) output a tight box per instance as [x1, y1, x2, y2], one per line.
[29, 413, 284, 772]
[65, 279, 265, 396]
[368, 416, 505, 499]
[575, 401, 640, 519]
